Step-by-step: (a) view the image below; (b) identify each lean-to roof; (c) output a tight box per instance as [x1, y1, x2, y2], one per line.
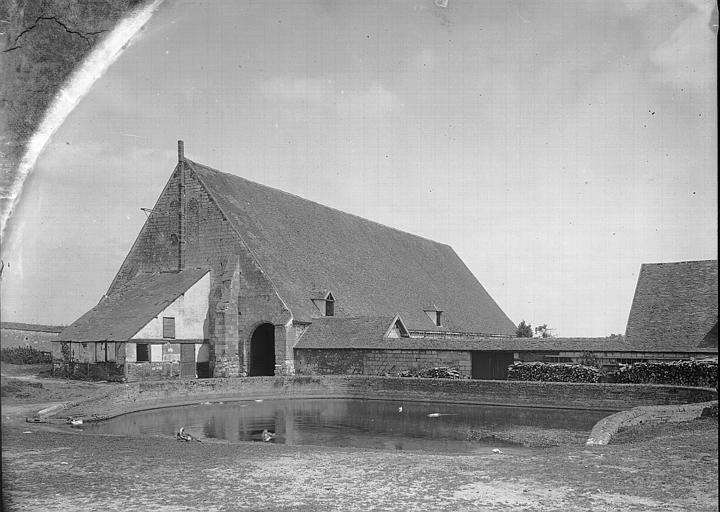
[57, 269, 209, 342]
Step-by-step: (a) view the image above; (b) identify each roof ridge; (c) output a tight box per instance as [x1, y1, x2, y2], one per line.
[313, 315, 395, 320]
[642, 259, 718, 266]
[184, 157, 454, 250]
[0, 322, 66, 332]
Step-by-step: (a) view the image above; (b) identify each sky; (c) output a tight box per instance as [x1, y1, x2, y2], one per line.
[1, 0, 717, 337]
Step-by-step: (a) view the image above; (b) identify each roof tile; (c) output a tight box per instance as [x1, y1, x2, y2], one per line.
[625, 260, 718, 351]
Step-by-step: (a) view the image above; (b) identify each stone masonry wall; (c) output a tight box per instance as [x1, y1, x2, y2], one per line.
[1, 329, 59, 352]
[295, 349, 472, 377]
[105, 162, 290, 376]
[586, 400, 718, 445]
[126, 361, 183, 381]
[57, 376, 718, 422]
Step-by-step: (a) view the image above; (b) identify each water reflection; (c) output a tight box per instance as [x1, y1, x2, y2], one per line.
[84, 399, 611, 453]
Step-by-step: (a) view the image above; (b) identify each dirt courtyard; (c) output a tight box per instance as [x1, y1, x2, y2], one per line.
[2, 364, 718, 511]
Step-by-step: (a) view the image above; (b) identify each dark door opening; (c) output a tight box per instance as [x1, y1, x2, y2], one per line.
[249, 323, 276, 376]
[471, 351, 514, 380]
[180, 344, 196, 378]
[196, 343, 211, 378]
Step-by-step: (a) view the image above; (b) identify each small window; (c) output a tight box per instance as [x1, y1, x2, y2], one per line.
[423, 305, 443, 327]
[163, 317, 176, 339]
[137, 343, 150, 362]
[311, 291, 336, 316]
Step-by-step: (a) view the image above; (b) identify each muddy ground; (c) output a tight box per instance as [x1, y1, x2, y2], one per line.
[2, 364, 718, 511]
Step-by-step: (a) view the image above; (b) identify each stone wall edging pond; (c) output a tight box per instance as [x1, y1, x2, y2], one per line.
[585, 400, 719, 446]
[51, 376, 718, 424]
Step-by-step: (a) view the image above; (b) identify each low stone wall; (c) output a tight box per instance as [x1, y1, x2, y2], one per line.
[51, 361, 125, 381]
[586, 400, 719, 446]
[295, 349, 473, 377]
[53, 376, 718, 422]
[126, 361, 184, 381]
[0, 327, 59, 352]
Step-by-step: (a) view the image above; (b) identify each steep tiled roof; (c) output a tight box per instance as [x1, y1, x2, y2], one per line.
[57, 270, 209, 342]
[188, 159, 515, 334]
[0, 322, 65, 333]
[625, 260, 718, 351]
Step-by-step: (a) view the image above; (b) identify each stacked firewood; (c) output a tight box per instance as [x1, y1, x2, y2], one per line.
[507, 362, 602, 383]
[613, 360, 718, 388]
[398, 366, 462, 379]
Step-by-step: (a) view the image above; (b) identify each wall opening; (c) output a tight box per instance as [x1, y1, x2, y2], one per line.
[196, 343, 211, 378]
[180, 344, 196, 378]
[249, 323, 276, 376]
[136, 343, 150, 362]
[471, 351, 514, 380]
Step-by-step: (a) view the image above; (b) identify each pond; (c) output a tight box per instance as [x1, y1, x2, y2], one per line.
[82, 399, 612, 453]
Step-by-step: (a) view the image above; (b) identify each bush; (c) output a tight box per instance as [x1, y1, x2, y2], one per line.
[398, 366, 462, 379]
[613, 360, 718, 388]
[701, 403, 718, 418]
[0, 347, 52, 365]
[507, 362, 603, 383]
[0, 379, 44, 397]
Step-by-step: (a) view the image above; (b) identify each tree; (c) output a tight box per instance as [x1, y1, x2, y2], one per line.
[534, 324, 554, 338]
[516, 320, 533, 338]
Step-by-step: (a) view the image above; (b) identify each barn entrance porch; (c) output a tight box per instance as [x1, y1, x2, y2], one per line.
[471, 351, 514, 380]
[248, 323, 276, 376]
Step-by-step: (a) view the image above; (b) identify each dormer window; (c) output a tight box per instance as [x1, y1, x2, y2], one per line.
[423, 305, 443, 327]
[325, 294, 335, 316]
[386, 314, 410, 338]
[311, 291, 335, 317]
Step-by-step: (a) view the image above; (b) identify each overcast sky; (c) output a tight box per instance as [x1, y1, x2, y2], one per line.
[1, 0, 717, 336]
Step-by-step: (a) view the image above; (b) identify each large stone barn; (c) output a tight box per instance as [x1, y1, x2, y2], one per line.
[53, 141, 516, 381]
[625, 260, 718, 354]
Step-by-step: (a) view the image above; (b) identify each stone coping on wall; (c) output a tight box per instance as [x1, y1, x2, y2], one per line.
[585, 400, 719, 446]
[47, 376, 718, 424]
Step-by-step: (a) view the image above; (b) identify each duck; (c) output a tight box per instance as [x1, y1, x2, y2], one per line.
[176, 426, 201, 442]
[261, 429, 276, 442]
[66, 417, 83, 426]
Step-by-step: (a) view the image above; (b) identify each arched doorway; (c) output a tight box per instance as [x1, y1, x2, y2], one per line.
[196, 343, 211, 378]
[249, 323, 275, 376]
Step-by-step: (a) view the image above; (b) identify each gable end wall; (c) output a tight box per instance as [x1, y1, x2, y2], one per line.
[106, 164, 292, 376]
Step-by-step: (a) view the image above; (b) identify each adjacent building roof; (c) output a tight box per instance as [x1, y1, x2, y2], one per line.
[295, 316, 398, 349]
[296, 330, 716, 353]
[57, 270, 209, 342]
[625, 260, 718, 351]
[0, 322, 65, 333]
[189, 159, 516, 334]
